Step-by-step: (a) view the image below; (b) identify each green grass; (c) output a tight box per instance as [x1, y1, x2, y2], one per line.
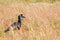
[0, 30, 4, 40]
[0, 0, 60, 5]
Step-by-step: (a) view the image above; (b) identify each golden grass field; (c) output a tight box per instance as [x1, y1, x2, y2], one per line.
[0, 2, 60, 40]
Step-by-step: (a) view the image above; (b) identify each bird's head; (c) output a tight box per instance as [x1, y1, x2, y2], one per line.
[18, 14, 25, 20]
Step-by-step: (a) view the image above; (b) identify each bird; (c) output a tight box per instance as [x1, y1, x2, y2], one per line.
[4, 14, 25, 32]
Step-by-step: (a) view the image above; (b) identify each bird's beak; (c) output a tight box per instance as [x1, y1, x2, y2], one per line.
[23, 16, 25, 18]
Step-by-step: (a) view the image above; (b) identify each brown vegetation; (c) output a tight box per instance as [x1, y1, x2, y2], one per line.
[0, 2, 60, 40]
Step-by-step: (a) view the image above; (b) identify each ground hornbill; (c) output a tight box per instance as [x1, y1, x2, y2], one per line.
[4, 14, 25, 32]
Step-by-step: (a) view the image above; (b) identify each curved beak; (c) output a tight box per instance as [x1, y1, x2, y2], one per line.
[22, 16, 25, 18]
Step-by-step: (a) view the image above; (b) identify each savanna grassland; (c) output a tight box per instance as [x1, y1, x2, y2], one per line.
[0, 0, 60, 40]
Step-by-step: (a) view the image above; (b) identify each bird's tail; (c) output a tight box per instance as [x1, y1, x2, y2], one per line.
[4, 27, 10, 32]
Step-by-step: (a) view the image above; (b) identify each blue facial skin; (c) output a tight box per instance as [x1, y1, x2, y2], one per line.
[4, 14, 25, 32]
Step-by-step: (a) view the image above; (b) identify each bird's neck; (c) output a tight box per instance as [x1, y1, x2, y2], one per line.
[18, 19, 21, 23]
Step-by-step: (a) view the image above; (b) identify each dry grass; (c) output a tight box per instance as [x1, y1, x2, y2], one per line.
[0, 2, 60, 40]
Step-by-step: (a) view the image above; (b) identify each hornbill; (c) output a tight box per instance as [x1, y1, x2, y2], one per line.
[4, 14, 25, 32]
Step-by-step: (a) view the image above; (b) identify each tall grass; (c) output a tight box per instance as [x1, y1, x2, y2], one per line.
[0, 2, 60, 40]
[0, 0, 60, 5]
